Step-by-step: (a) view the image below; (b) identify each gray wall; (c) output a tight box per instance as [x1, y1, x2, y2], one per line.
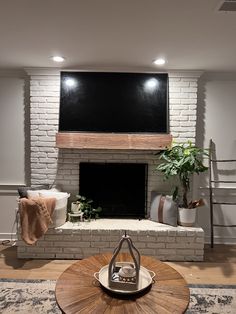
[0, 73, 26, 239]
[195, 72, 236, 243]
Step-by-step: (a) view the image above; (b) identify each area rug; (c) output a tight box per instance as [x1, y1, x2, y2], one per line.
[0, 279, 236, 313]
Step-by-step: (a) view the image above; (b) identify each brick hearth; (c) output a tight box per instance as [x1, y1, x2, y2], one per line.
[17, 219, 204, 261]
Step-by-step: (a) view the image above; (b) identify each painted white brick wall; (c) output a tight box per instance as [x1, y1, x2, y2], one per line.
[28, 70, 201, 208]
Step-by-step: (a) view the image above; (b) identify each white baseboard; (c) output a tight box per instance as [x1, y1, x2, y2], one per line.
[205, 236, 236, 245]
[0, 233, 17, 241]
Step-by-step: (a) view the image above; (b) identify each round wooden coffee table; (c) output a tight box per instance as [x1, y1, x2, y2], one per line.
[55, 253, 190, 313]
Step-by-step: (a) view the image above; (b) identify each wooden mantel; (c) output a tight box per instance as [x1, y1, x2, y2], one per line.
[56, 132, 172, 150]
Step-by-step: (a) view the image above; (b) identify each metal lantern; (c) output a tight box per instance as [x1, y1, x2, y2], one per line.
[108, 232, 141, 291]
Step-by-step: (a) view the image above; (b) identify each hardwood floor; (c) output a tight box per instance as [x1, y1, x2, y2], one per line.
[0, 244, 235, 285]
[167, 244, 236, 285]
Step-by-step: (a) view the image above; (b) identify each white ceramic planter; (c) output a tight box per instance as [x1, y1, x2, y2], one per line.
[71, 202, 81, 213]
[178, 207, 197, 227]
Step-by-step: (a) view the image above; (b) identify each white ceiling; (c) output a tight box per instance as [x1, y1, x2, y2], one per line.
[0, 0, 236, 71]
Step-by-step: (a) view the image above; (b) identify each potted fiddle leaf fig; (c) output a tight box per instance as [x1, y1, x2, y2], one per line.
[155, 141, 208, 226]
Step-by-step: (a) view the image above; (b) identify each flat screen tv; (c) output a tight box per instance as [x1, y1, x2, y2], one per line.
[59, 71, 169, 133]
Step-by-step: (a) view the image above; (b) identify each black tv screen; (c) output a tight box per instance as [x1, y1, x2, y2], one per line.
[59, 72, 169, 133]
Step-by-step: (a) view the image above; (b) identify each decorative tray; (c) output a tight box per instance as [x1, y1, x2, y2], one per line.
[94, 262, 155, 294]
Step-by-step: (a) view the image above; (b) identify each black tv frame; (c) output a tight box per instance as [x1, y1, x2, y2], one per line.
[59, 71, 169, 134]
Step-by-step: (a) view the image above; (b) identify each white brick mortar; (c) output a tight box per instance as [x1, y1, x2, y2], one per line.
[17, 219, 204, 261]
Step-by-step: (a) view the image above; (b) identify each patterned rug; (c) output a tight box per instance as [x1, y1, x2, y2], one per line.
[0, 279, 235, 313]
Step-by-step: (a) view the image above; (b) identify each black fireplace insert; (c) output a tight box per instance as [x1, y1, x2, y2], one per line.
[79, 162, 147, 218]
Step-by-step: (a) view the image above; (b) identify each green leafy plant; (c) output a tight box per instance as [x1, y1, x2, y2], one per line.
[75, 195, 102, 220]
[155, 141, 208, 208]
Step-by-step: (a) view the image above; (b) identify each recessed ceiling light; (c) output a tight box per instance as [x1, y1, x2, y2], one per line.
[153, 58, 166, 66]
[51, 56, 65, 62]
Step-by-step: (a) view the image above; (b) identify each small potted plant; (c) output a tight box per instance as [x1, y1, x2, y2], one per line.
[74, 195, 102, 221]
[155, 141, 208, 226]
[71, 200, 82, 213]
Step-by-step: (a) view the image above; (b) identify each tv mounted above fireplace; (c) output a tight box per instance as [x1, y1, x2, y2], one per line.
[59, 71, 169, 133]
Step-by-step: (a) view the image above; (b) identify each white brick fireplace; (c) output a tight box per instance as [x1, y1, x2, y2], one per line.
[17, 69, 204, 261]
[28, 69, 200, 199]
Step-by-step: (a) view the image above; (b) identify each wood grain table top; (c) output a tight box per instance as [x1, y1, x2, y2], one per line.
[55, 253, 190, 314]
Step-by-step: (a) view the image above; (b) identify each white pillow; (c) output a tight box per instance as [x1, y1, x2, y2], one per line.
[26, 190, 40, 198]
[150, 193, 177, 227]
[27, 188, 60, 199]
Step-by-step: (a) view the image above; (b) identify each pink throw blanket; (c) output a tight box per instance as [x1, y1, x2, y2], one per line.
[19, 197, 56, 245]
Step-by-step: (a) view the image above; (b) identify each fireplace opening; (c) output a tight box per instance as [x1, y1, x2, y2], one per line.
[79, 162, 147, 218]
